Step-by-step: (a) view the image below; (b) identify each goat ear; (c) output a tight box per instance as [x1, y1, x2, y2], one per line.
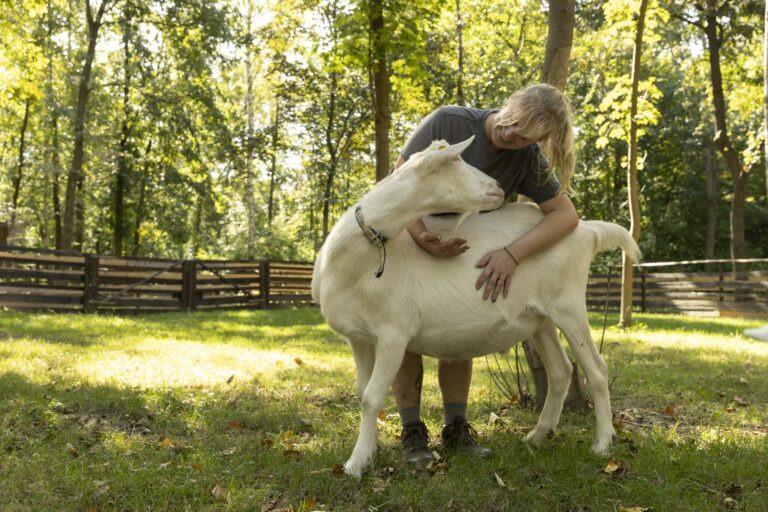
[424, 136, 475, 166]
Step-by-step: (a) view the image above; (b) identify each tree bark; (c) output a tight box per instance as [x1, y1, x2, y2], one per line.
[245, 0, 257, 258]
[131, 138, 152, 256]
[370, 0, 390, 182]
[10, 98, 31, 236]
[619, 0, 649, 328]
[705, 139, 717, 268]
[541, 0, 575, 90]
[268, 99, 279, 227]
[764, 0, 768, 204]
[703, 0, 749, 272]
[524, 0, 587, 412]
[455, 0, 465, 105]
[114, 0, 132, 256]
[62, 0, 113, 250]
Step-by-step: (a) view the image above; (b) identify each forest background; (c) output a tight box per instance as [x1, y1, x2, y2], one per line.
[0, 0, 766, 264]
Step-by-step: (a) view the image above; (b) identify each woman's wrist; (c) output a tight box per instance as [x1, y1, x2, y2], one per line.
[503, 246, 520, 265]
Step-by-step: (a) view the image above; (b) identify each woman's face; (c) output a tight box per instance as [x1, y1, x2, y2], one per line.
[490, 118, 537, 151]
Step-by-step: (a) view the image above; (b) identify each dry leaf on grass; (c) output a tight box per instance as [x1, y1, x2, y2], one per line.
[294, 357, 303, 366]
[494, 472, 506, 488]
[210, 484, 229, 503]
[331, 463, 345, 475]
[66, 443, 79, 457]
[662, 404, 676, 416]
[602, 460, 629, 478]
[722, 497, 739, 510]
[372, 478, 389, 494]
[618, 507, 653, 512]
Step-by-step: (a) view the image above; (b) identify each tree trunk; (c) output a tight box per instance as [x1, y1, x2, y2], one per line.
[524, 0, 587, 412]
[268, 99, 280, 227]
[10, 98, 31, 236]
[541, 0, 575, 90]
[245, 0, 257, 258]
[703, 0, 749, 272]
[132, 138, 152, 256]
[62, 0, 112, 250]
[764, 0, 768, 204]
[705, 139, 717, 268]
[322, 68, 338, 241]
[619, 0, 648, 328]
[114, 0, 132, 256]
[455, 0, 465, 105]
[370, 0, 390, 182]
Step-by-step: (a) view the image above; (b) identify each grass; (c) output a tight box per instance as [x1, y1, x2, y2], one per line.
[0, 307, 767, 511]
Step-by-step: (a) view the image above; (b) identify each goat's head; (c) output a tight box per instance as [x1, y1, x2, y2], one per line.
[403, 137, 505, 214]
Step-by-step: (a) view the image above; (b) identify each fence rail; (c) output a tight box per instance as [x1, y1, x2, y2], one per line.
[0, 245, 313, 313]
[1, 245, 766, 317]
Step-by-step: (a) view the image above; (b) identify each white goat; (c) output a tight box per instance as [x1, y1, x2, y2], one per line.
[312, 137, 641, 478]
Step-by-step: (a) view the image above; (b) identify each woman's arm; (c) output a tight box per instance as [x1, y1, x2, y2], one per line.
[475, 194, 579, 301]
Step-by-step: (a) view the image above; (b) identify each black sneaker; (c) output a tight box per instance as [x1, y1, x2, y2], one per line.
[400, 421, 434, 463]
[441, 418, 492, 458]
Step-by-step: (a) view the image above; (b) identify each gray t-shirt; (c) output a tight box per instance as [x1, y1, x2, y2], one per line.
[400, 106, 560, 204]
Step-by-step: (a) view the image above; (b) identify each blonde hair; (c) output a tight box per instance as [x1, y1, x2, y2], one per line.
[496, 84, 575, 193]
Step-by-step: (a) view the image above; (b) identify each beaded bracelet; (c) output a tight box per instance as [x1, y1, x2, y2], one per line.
[503, 247, 520, 265]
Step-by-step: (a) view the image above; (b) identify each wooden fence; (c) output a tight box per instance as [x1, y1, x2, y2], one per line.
[587, 258, 768, 318]
[0, 245, 313, 313]
[1, 245, 766, 318]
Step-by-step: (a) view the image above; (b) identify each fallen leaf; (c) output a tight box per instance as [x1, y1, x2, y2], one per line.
[725, 483, 743, 496]
[494, 472, 506, 488]
[431, 451, 442, 462]
[618, 507, 653, 512]
[85, 505, 98, 512]
[723, 497, 739, 510]
[261, 438, 274, 447]
[211, 484, 229, 503]
[192, 462, 204, 470]
[220, 447, 238, 456]
[377, 409, 386, 420]
[489, 412, 502, 425]
[283, 446, 301, 457]
[738, 377, 748, 385]
[226, 375, 235, 384]
[663, 404, 676, 416]
[229, 420, 247, 433]
[331, 463, 345, 475]
[294, 357, 303, 366]
[733, 396, 749, 407]
[380, 466, 395, 477]
[372, 478, 388, 494]
[726, 406, 736, 413]
[603, 460, 622, 474]
[66, 443, 79, 457]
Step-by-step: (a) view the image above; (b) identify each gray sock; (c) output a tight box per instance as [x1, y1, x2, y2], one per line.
[397, 405, 421, 425]
[444, 402, 467, 425]
[398, 406, 421, 426]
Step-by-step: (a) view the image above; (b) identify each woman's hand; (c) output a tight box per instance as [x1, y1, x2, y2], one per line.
[416, 231, 469, 258]
[475, 248, 518, 302]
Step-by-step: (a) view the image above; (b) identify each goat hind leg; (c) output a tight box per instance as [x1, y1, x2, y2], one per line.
[345, 334, 407, 478]
[523, 319, 573, 447]
[349, 340, 374, 401]
[557, 313, 614, 456]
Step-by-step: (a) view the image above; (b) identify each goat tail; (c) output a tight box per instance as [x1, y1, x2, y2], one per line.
[583, 221, 642, 263]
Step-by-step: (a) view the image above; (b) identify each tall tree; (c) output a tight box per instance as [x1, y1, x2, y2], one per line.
[699, 0, 753, 270]
[61, 0, 114, 250]
[370, 0, 390, 182]
[619, 0, 649, 327]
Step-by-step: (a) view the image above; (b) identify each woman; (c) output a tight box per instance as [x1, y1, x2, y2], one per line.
[392, 83, 580, 463]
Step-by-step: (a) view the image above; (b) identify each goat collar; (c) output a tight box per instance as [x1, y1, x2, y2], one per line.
[354, 205, 388, 278]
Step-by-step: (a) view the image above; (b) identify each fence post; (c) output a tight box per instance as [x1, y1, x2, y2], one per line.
[640, 267, 646, 313]
[259, 260, 270, 309]
[181, 260, 197, 311]
[83, 254, 100, 314]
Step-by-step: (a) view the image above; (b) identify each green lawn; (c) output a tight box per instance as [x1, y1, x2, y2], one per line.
[1, 308, 767, 511]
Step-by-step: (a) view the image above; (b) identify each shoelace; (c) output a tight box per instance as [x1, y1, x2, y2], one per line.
[402, 425, 428, 450]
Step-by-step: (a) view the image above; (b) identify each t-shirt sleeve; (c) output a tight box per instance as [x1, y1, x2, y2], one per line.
[400, 108, 445, 161]
[515, 147, 562, 204]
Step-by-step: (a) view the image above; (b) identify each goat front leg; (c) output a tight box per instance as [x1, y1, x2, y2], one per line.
[345, 332, 408, 478]
[523, 319, 573, 447]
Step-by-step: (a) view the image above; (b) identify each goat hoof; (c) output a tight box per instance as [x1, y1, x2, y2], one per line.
[523, 428, 551, 447]
[344, 458, 369, 479]
[591, 440, 611, 457]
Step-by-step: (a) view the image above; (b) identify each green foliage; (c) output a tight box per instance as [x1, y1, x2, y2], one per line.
[0, 0, 765, 260]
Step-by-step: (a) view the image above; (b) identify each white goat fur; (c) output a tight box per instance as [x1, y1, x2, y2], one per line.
[311, 138, 641, 478]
